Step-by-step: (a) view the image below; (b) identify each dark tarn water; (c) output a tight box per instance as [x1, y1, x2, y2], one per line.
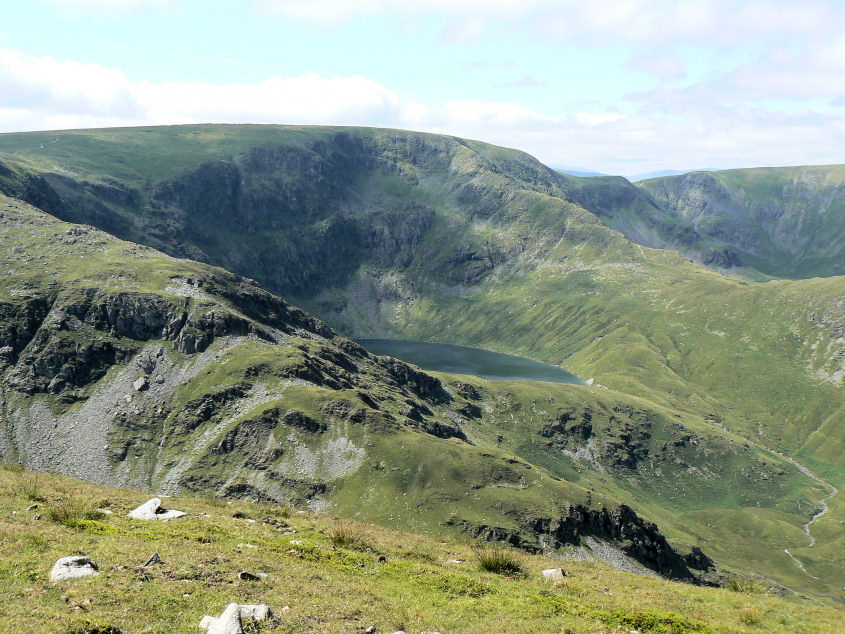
[356, 339, 583, 384]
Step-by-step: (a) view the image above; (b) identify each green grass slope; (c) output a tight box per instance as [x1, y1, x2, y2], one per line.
[3, 465, 843, 633]
[0, 126, 843, 602]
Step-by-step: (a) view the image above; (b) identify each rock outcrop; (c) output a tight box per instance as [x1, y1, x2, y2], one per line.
[128, 498, 186, 521]
[49, 556, 99, 581]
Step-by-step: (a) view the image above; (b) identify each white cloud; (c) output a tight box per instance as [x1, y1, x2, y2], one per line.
[252, 0, 540, 22]
[439, 16, 488, 44]
[40, 0, 173, 13]
[628, 53, 686, 79]
[0, 49, 401, 131]
[253, 0, 845, 48]
[1, 47, 844, 177]
[575, 112, 625, 126]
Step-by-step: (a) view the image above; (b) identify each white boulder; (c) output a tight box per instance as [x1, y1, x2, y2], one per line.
[541, 567, 566, 581]
[199, 602, 275, 633]
[128, 497, 186, 521]
[50, 556, 99, 581]
[238, 604, 274, 620]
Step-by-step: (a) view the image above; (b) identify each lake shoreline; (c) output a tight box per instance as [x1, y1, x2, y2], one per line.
[355, 338, 584, 385]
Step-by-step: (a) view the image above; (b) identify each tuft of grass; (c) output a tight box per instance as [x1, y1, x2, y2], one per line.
[19, 474, 47, 503]
[739, 606, 760, 626]
[727, 576, 761, 594]
[66, 620, 124, 634]
[45, 499, 103, 528]
[472, 543, 524, 575]
[328, 519, 368, 550]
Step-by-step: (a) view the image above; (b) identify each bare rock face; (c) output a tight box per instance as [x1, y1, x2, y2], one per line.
[127, 497, 186, 521]
[49, 555, 99, 581]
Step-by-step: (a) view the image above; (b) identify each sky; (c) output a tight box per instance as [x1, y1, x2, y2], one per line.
[2, 0, 845, 176]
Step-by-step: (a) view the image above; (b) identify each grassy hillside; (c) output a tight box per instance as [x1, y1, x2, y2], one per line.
[2, 465, 843, 633]
[0, 126, 843, 603]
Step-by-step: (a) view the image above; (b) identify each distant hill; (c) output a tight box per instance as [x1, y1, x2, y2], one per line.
[555, 166, 607, 177]
[629, 168, 717, 181]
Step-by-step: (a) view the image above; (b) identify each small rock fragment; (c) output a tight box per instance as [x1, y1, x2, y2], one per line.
[26, 503, 38, 512]
[133, 376, 149, 391]
[143, 553, 163, 567]
[237, 571, 261, 581]
[50, 556, 99, 581]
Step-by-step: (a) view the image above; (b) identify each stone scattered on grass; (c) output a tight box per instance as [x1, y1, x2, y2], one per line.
[199, 603, 275, 634]
[50, 556, 99, 581]
[143, 553, 163, 567]
[127, 497, 186, 521]
[542, 567, 567, 582]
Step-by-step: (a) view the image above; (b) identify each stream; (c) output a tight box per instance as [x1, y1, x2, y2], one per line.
[778, 453, 839, 579]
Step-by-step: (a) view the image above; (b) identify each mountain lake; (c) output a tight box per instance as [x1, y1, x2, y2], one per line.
[356, 339, 584, 384]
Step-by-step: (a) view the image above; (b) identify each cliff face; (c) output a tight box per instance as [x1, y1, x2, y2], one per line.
[637, 168, 845, 277]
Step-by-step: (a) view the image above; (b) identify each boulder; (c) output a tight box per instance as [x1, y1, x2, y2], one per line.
[199, 603, 275, 633]
[200, 602, 242, 634]
[238, 604, 274, 620]
[128, 497, 186, 521]
[541, 568, 566, 582]
[133, 376, 149, 391]
[50, 556, 99, 581]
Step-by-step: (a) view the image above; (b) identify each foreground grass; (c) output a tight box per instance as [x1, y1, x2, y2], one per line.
[1, 466, 842, 633]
